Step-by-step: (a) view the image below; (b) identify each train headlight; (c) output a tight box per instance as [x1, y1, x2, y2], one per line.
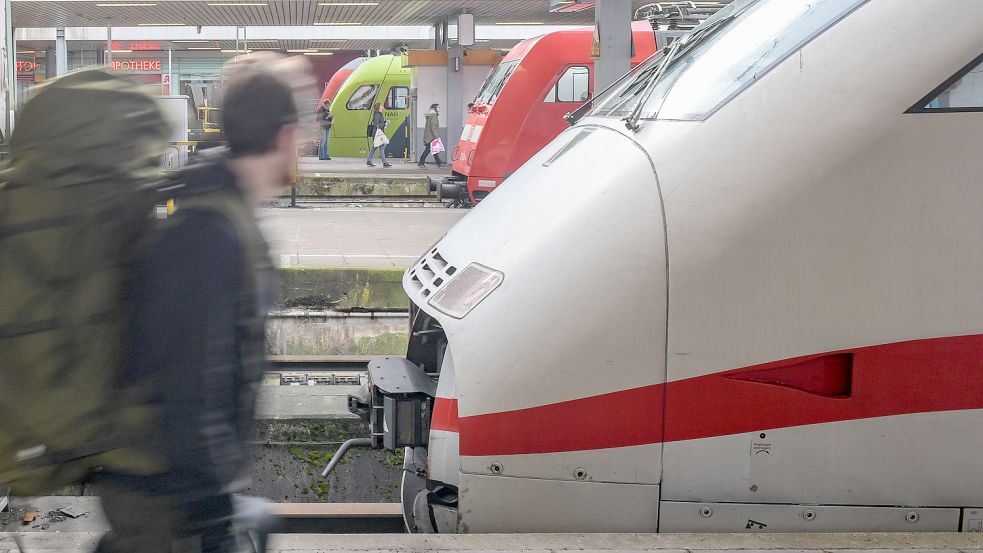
[428, 263, 503, 319]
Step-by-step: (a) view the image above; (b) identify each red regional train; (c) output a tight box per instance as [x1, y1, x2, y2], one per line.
[431, 23, 656, 206]
[319, 57, 366, 104]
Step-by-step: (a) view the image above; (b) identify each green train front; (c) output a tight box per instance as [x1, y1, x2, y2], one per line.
[328, 54, 411, 159]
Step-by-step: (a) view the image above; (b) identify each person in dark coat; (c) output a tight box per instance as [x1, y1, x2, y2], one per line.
[366, 103, 391, 168]
[95, 52, 312, 553]
[315, 98, 333, 160]
[418, 103, 444, 168]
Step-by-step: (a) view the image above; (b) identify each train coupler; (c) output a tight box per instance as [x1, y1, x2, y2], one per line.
[347, 356, 436, 451]
[427, 176, 472, 208]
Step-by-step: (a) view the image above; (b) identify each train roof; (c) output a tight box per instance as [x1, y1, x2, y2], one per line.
[345, 54, 410, 84]
[503, 22, 657, 64]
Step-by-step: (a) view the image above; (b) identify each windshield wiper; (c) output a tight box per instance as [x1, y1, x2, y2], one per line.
[623, 37, 682, 131]
[622, 11, 741, 131]
[564, 48, 663, 127]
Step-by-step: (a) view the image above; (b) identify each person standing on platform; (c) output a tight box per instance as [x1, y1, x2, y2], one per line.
[315, 98, 333, 160]
[96, 52, 314, 553]
[366, 102, 391, 168]
[418, 103, 445, 169]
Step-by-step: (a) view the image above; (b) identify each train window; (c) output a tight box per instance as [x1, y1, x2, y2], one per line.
[590, 0, 868, 121]
[386, 86, 410, 110]
[474, 60, 520, 105]
[544, 66, 590, 103]
[346, 84, 379, 110]
[908, 53, 983, 113]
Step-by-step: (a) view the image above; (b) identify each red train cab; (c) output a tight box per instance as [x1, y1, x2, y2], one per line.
[436, 23, 656, 206]
[319, 57, 366, 104]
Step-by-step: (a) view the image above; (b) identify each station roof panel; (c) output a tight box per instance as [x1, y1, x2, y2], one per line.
[12, 0, 665, 29]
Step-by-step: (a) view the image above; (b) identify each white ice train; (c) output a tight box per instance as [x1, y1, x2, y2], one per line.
[351, 0, 983, 534]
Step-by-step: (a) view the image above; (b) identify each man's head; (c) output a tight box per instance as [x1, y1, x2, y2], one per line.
[220, 52, 314, 193]
[431, 103, 440, 114]
[322, 98, 331, 108]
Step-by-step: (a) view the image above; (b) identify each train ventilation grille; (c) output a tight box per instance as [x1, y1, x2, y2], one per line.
[407, 248, 457, 298]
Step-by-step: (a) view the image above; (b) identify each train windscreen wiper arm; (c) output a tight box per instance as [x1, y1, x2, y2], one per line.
[623, 11, 741, 131]
[564, 48, 663, 127]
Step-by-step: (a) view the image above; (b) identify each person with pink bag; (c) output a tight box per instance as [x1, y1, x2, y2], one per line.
[418, 103, 445, 169]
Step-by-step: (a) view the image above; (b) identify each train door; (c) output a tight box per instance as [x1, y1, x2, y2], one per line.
[382, 82, 411, 159]
[378, 57, 411, 160]
[510, 65, 593, 176]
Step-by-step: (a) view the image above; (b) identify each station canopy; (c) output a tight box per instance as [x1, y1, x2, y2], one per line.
[12, 1, 730, 52]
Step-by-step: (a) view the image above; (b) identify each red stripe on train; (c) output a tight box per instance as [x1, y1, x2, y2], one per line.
[437, 334, 983, 456]
[431, 397, 460, 433]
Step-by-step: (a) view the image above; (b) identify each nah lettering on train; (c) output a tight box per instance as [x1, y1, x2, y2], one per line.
[110, 60, 161, 72]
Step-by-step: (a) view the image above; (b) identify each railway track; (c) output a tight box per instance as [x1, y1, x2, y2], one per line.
[266, 355, 370, 385]
[273, 195, 447, 206]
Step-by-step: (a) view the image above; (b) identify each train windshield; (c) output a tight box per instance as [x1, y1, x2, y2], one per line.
[590, 0, 866, 121]
[474, 60, 520, 105]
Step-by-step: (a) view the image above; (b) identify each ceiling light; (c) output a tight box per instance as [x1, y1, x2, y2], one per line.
[188, 47, 220, 50]
[17, 50, 36, 54]
[303, 52, 335, 56]
[111, 49, 132, 52]
[138, 23, 185, 26]
[317, 2, 379, 5]
[495, 22, 544, 25]
[96, 2, 156, 5]
[286, 49, 318, 53]
[221, 49, 252, 53]
[208, 2, 267, 5]
[313, 22, 361, 25]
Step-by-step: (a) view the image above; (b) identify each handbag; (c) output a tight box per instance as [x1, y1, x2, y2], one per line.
[374, 128, 390, 147]
[430, 138, 445, 154]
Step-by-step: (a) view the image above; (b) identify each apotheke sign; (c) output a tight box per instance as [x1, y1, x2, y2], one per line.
[110, 60, 161, 72]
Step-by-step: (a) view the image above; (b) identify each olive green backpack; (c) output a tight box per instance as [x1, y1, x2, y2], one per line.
[0, 70, 172, 494]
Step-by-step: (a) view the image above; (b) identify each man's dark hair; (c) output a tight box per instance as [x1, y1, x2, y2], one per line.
[222, 60, 300, 157]
[430, 103, 439, 110]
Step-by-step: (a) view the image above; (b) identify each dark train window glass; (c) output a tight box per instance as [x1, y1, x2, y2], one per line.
[474, 60, 520, 105]
[545, 66, 590, 103]
[386, 86, 410, 110]
[347, 84, 379, 110]
[909, 54, 983, 113]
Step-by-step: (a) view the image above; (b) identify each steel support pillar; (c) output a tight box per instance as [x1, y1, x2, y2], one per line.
[3, 0, 12, 136]
[55, 27, 67, 76]
[445, 45, 464, 150]
[105, 26, 112, 66]
[45, 48, 56, 78]
[594, 0, 632, 90]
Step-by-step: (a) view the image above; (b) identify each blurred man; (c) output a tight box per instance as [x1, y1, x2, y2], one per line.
[97, 52, 314, 553]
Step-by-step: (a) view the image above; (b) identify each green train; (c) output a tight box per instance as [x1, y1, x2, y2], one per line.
[328, 54, 411, 159]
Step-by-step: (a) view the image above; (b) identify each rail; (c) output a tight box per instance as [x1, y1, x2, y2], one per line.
[270, 502, 405, 533]
[269, 355, 371, 371]
[267, 355, 370, 385]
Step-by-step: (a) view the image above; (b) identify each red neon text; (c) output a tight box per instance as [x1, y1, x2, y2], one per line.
[111, 60, 161, 72]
